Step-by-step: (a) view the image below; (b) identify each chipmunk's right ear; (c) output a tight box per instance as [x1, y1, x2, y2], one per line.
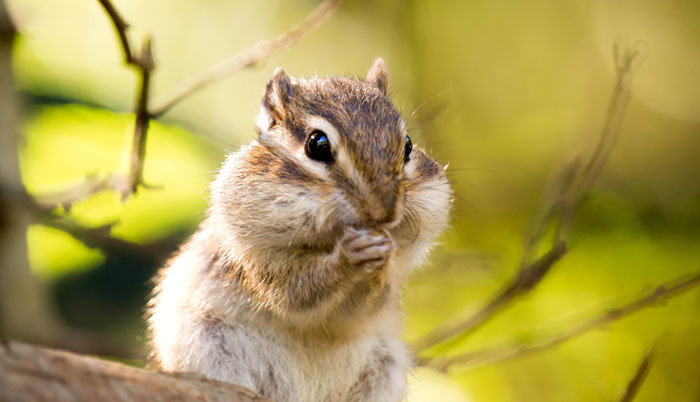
[261, 68, 294, 129]
[367, 58, 388, 95]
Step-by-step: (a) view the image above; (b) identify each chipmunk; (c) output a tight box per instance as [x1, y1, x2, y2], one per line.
[147, 59, 451, 402]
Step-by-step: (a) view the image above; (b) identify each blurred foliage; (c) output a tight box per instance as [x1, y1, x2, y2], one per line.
[5, 0, 700, 400]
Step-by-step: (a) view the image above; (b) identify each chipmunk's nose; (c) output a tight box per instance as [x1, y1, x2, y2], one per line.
[367, 194, 396, 224]
[365, 182, 404, 227]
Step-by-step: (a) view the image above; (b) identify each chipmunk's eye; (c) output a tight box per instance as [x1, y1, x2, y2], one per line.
[306, 130, 333, 163]
[404, 135, 413, 162]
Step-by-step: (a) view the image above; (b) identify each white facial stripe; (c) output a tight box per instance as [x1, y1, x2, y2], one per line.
[404, 151, 417, 177]
[306, 116, 369, 193]
[399, 120, 407, 136]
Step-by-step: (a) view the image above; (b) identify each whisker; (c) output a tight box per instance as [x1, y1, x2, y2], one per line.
[410, 89, 452, 118]
[446, 167, 511, 174]
[182, 169, 222, 179]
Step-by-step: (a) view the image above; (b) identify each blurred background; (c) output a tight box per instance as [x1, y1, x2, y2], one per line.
[2, 0, 700, 401]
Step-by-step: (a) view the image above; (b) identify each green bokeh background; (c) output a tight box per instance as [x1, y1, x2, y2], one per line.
[5, 0, 700, 400]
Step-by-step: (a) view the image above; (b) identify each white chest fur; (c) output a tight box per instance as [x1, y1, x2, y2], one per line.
[149, 244, 409, 402]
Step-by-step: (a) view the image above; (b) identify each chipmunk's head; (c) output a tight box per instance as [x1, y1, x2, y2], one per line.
[255, 59, 419, 228]
[214, 59, 450, 254]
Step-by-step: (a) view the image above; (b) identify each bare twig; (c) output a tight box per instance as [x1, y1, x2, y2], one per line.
[520, 159, 579, 267]
[619, 349, 654, 402]
[524, 47, 639, 261]
[551, 46, 639, 243]
[150, 0, 344, 117]
[411, 242, 568, 353]
[412, 45, 640, 356]
[426, 271, 700, 372]
[128, 36, 155, 193]
[576, 45, 639, 200]
[33, 0, 156, 204]
[1, 185, 178, 261]
[30, 174, 131, 211]
[22, 0, 150, 207]
[96, 0, 156, 196]
[37, 216, 177, 262]
[96, 0, 133, 65]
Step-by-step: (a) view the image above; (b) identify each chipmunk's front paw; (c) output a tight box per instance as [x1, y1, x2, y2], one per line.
[340, 228, 394, 272]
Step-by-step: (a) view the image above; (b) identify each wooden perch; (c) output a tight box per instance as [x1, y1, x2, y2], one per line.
[0, 341, 271, 402]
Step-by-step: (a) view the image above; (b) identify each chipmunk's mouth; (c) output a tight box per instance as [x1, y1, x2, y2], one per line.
[375, 213, 403, 231]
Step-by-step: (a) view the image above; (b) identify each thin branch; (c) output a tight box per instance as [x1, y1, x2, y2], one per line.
[412, 45, 640, 356]
[30, 0, 155, 205]
[619, 349, 654, 402]
[97, 0, 156, 196]
[23, 0, 149, 207]
[96, 0, 134, 65]
[150, 0, 344, 117]
[551, 46, 639, 243]
[31, 0, 157, 205]
[425, 270, 700, 372]
[524, 46, 639, 261]
[0, 185, 179, 261]
[128, 36, 155, 193]
[30, 174, 131, 211]
[411, 242, 568, 353]
[520, 159, 579, 267]
[575, 45, 639, 200]
[37, 216, 176, 262]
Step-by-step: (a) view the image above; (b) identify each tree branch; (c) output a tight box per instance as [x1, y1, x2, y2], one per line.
[1, 185, 178, 261]
[549, 45, 639, 244]
[96, 0, 134, 65]
[523, 46, 639, 259]
[411, 241, 568, 353]
[0, 341, 271, 402]
[97, 0, 156, 196]
[37, 216, 178, 262]
[150, 0, 344, 117]
[619, 349, 653, 402]
[128, 36, 155, 193]
[425, 270, 700, 372]
[31, 0, 157, 205]
[30, 174, 129, 211]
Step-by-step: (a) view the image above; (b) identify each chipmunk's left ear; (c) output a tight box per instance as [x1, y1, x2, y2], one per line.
[367, 58, 388, 95]
[260, 68, 294, 129]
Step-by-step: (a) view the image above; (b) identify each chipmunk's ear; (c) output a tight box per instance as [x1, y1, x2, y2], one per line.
[261, 68, 294, 128]
[367, 58, 388, 95]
